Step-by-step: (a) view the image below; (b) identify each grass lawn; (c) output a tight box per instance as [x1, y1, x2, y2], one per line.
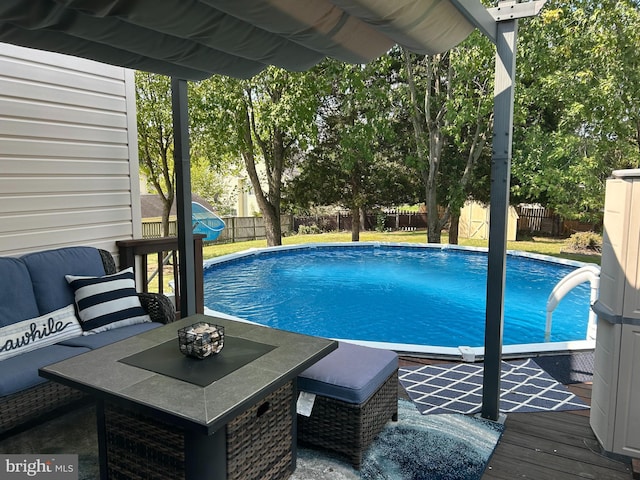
[202, 230, 601, 265]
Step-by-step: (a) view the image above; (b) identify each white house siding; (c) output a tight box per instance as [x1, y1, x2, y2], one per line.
[0, 43, 141, 257]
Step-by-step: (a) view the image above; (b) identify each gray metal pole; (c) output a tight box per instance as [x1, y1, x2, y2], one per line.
[481, 15, 518, 421]
[171, 78, 196, 317]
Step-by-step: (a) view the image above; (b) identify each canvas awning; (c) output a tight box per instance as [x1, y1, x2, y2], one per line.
[0, 0, 477, 81]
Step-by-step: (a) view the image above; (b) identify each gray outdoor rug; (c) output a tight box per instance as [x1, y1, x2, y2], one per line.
[360, 399, 504, 480]
[1, 400, 503, 480]
[292, 399, 504, 480]
[399, 359, 589, 415]
[533, 351, 594, 385]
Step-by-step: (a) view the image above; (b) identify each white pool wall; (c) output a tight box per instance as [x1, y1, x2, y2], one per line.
[203, 242, 596, 360]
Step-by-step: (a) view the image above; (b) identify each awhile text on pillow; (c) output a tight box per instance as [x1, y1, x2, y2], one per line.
[0, 316, 75, 354]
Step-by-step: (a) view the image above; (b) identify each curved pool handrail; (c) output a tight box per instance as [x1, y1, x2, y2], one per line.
[545, 264, 601, 342]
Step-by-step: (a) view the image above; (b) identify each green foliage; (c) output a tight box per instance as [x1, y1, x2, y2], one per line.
[191, 66, 325, 245]
[136, 72, 174, 195]
[375, 213, 387, 232]
[135, 72, 240, 226]
[563, 231, 603, 253]
[297, 224, 323, 235]
[512, 0, 640, 222]
[285, 57, 421, 222]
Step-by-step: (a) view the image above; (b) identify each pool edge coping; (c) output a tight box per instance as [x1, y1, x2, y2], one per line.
[203, 241, 593, 270]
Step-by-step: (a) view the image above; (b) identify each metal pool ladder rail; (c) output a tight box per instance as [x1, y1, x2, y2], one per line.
[545, 265, 601, 342]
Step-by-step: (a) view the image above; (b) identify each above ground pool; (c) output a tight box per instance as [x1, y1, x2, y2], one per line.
[203, 243, 595, 355]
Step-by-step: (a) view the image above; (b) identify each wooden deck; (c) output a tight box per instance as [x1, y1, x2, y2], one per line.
[400, 357, 633, 480]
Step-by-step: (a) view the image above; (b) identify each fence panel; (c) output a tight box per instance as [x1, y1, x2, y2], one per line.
[141, 221, 177, 238]
[293, 210, 429, 233]
[386, 209, 428, 230]
[143, 215, 293, 243]
[516, 206, 562, 236]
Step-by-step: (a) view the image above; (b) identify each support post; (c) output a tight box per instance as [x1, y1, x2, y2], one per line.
[481, 14, 518, 421]
[172, 78, 196, 317]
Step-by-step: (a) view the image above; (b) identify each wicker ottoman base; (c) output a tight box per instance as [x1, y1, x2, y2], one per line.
[103, 380, 294, 480]
[297, 370, 398, 468]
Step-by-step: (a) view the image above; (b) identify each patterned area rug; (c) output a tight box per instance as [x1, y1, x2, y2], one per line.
[400, 359, 589, 415]
[359, 399, 504, 480]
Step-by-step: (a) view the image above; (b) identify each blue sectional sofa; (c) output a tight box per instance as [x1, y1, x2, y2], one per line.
[0, 246, 175, 436]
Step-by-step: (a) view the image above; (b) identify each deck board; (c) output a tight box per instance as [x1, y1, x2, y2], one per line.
[399, 356, 633, 480]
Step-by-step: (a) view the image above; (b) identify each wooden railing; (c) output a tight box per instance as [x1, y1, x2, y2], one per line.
[116, 234, 205, 319]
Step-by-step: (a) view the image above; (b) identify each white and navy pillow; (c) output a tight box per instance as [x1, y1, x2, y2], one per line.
[0, 304, 82, 361]
[65, 267, 151, 335]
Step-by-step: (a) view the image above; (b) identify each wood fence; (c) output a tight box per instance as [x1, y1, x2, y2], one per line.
[293, 210, 428, 232]
[516, 205, 563, 236]
[515, 205, 600, 236]
[142, 215, 294, 243]
[141, 207, 600, 242]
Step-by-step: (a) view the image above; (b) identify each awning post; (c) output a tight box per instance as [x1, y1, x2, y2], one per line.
[172, 77, 196, 317]
[481, 12, 518, 422]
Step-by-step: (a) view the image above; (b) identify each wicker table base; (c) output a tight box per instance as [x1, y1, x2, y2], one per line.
[100, 381, 294, 480]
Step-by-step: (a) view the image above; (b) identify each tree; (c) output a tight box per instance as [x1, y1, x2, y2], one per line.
[400, 31, 494, 244]
[136, 72, 174, 235]
[287, 58, 420, 240]
[136, 72, 238, 233]
[193, 68, 322, 246]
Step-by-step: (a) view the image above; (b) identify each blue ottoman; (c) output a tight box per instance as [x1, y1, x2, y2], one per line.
[297, 342, 398, 468]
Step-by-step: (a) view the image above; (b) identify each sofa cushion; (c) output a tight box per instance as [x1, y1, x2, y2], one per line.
[0, 304, 82, 362]
[57, 321, 162, 349]
[66, 267, 151, 334]
[0, 257, 40, 327]
[298, 342, 398, 404]
[22, 247, 106, 315]
[0, 344, 90, 396]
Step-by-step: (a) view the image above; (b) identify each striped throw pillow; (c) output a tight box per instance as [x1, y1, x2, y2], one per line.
[0, 304, 82, 361]
[65, 267, 150, 335]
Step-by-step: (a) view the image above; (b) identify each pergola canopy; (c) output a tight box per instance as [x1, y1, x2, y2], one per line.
[0, 0, 477, 81]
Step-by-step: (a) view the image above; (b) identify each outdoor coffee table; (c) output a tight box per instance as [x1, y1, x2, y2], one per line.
[39, 314, 337, 480]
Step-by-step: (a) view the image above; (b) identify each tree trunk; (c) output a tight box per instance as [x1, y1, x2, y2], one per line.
[162, 203, 171, 237]
[262, 203, 282, 246]
[426, 185, 441, 244]
[240, 101, 283, 247]
[449, 209, 460, 245]
[404, 49, 450, 245]
[243, 150, 282, 247]
[241, 90, 288, 247]
[351, 207, 360, 242]
[161, 191, 174, 237]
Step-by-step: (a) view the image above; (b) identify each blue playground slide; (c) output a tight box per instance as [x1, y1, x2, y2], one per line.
[192, 202, 225, 242]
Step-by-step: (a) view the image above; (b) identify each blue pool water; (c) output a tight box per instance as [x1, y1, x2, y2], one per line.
[203, 244, 592, 348]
